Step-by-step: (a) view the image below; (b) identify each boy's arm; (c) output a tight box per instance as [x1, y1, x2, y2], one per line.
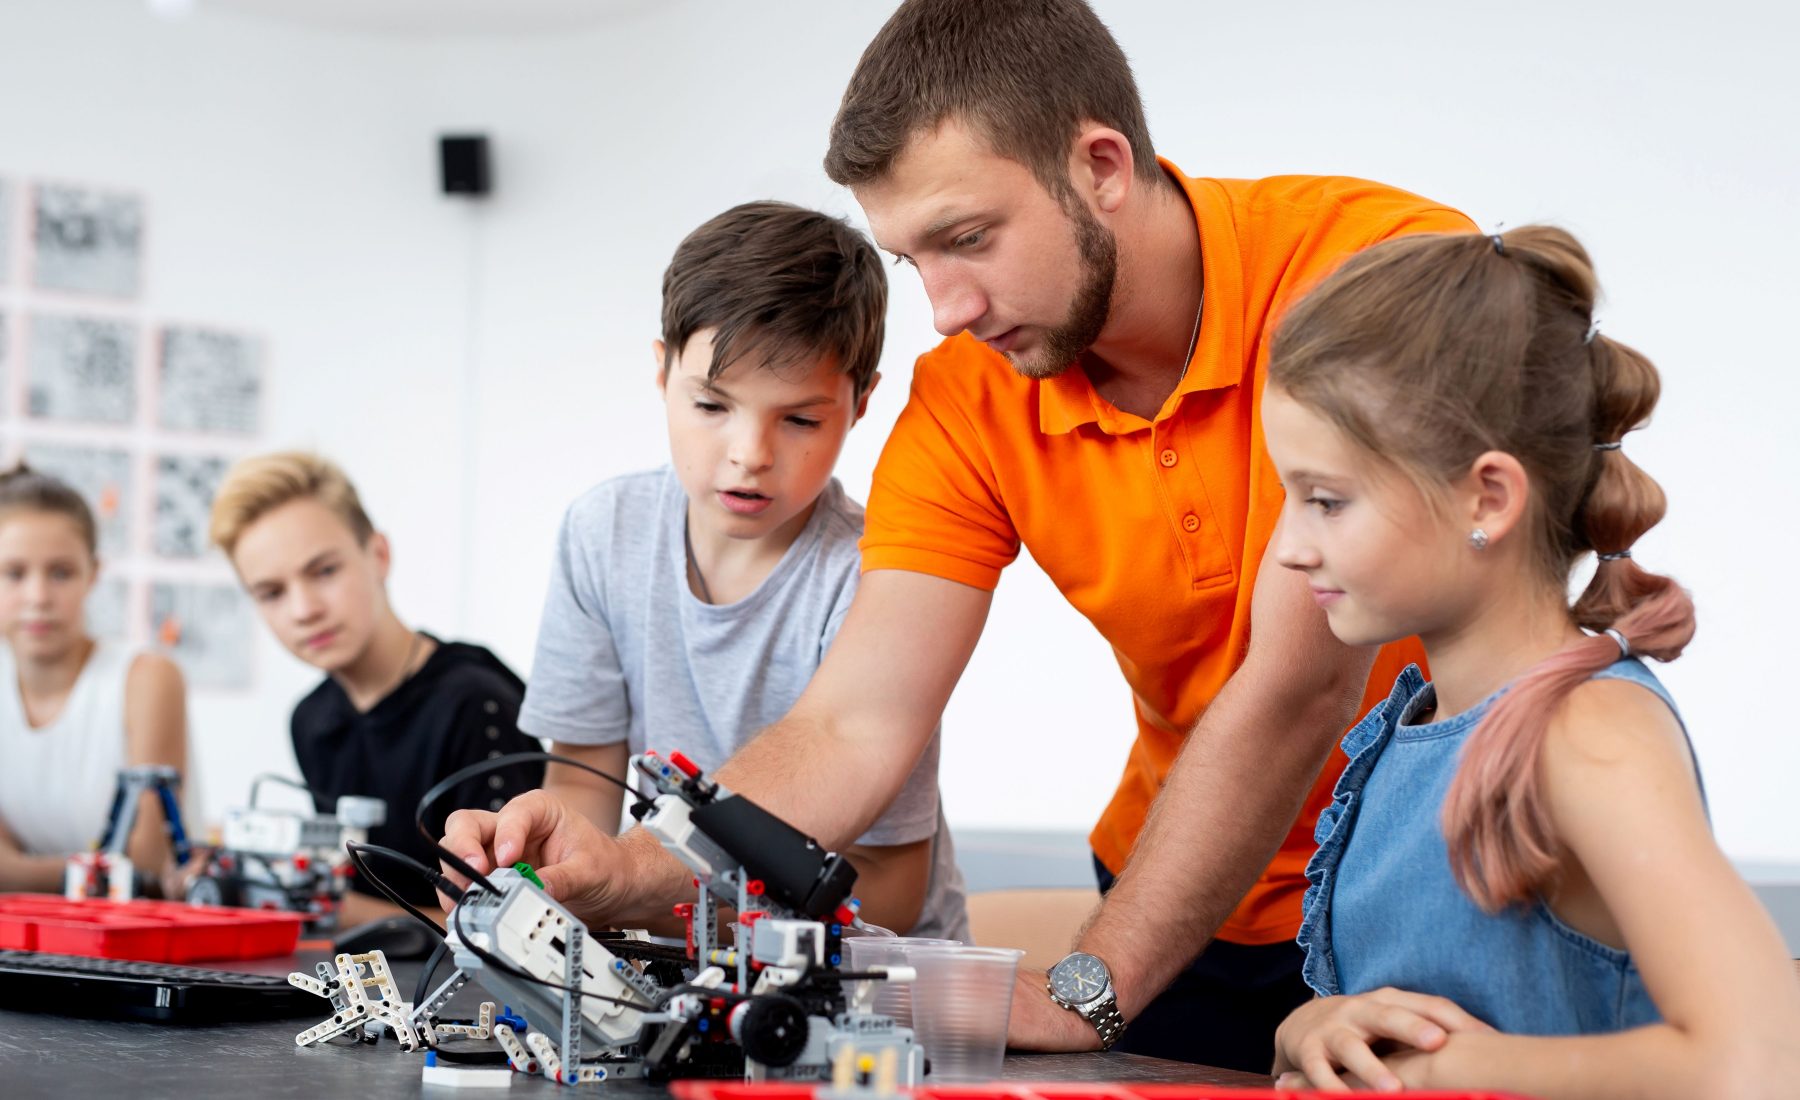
[121, 653, 189, 881]
[545, 741, 629, 834]
[843, 839, 932, 934]
[440, 568, 993, 928]
[1355, 680, 1800, 1099]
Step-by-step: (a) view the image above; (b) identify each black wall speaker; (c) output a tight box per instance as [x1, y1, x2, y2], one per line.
[440, 135, 491, 197]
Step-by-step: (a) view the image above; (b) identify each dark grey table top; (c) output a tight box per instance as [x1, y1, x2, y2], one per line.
[0, 950, 1270, 1098]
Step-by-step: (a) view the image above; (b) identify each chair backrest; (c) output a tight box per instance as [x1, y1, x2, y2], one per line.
[965, 888, 1101, 971]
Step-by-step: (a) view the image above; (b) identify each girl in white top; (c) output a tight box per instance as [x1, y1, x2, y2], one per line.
[0, 466, 187, 892]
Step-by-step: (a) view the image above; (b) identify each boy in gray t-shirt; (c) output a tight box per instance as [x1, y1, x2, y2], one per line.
[519, 202, 966, 939]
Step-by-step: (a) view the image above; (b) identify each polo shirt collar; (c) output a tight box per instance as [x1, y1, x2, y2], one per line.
[1037, 158, 1243, 436]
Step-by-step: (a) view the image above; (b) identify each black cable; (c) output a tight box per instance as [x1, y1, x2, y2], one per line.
[414, 751, 647, 899]
[344, 841, 448, 939]
[413, 939, 451, 1009]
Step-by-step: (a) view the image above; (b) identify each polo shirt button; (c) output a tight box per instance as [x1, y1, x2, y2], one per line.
[484, 700, 499, 715]
[488, 775, 505, 790]
[489, 798, 505, 811]
[1159, 448, 1178, 468]
[486, 726, 500, 740]
[1182, 513, 1201, 532]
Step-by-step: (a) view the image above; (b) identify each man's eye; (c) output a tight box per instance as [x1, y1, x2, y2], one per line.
[1306, 497, 1345, 516]
[695, 401, 725, 414]
[787, 417, 822, 429]
[953, 230, 986, 249]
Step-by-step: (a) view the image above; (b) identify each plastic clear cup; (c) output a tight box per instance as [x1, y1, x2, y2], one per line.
[843, 935, 960, 1028]
[904, 944, 1025, 1083]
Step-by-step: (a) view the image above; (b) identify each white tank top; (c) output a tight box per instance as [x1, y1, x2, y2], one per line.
[0, 641, 142, 856]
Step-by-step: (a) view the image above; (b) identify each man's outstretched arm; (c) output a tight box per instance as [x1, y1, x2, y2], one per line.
[440, 569, 991, 928]
[1010, 531, 1377, 1049]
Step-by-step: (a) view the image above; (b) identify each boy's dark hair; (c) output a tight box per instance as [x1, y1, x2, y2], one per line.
[0, 463, 99, 557]
[661, 201, 886, 399]
[824, 0, 1161, 200]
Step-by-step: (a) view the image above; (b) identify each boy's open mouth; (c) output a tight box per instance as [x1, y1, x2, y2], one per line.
[719, 488, 774, 516]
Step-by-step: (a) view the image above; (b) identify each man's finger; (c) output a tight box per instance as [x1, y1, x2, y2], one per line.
[441, 808, 499, 876]
[491, 792, 558, 869]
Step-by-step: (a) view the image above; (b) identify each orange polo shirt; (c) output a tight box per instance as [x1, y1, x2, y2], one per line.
[862, 166, 1475, 944]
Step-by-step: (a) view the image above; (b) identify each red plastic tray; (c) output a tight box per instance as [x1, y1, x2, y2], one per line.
[672, 1083, 1530, 1100]
[0, 894, 305, 962]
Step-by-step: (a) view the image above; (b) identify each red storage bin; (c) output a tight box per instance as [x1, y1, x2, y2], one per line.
[672, 1082, 1533, 1100]
[0, 895, 305, 962]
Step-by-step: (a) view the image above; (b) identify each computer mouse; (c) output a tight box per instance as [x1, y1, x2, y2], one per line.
[331, 915, 441, 961]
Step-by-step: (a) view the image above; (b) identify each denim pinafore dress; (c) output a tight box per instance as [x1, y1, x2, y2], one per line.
[1297, 658, 1699, 1034]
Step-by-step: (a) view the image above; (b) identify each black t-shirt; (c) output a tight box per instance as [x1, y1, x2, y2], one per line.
[290, 634, 545, 908]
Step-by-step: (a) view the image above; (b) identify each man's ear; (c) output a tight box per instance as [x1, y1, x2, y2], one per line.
[1070, 124, 1137, 217]
[1461, 450, 1532, 546]
[369, 531, 393, 584]
[853, 371, 882, 423]
[652, 339, 669, 396]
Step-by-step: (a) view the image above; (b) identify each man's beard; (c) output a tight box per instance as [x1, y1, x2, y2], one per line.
[1005, 204, 1118, 381]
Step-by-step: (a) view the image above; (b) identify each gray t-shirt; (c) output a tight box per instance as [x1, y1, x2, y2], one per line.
[520, 467, 967, 940]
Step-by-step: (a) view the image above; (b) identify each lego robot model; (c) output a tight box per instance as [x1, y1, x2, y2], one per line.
[65, 765, 192, 901]
[408, 750, 924, 1087]
[185, 776, 385, 930]
[629, 750, 925, 1085]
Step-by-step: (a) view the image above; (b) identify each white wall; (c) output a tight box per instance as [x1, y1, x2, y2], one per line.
[1, 0, 1796, 861]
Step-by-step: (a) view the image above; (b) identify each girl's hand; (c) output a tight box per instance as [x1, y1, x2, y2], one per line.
[1272, 987, 1493, 1091]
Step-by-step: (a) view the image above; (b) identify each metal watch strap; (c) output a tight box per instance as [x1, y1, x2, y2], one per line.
[1082, 994, 1126, 1051]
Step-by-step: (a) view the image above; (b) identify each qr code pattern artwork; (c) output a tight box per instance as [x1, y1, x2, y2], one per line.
[27, 313, 137, 424]
[154, 453, 229, 558]
[31, 183, 143, 298]
[151, 582, 253, 690]
[86, 578, 130, 642]
[158, 326, 263, 435]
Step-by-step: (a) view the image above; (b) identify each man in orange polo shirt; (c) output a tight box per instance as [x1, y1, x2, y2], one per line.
[440, 0, 1473, 1073]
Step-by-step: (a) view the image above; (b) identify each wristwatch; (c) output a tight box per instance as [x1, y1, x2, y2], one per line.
[1046, 951, 1126, 1051]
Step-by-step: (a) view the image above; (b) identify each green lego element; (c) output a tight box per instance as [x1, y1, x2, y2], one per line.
[514, 862, 545, 890]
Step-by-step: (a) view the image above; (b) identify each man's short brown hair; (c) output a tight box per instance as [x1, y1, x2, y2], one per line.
[661, 201, 886, 399]
[824, 0, 1160, 198]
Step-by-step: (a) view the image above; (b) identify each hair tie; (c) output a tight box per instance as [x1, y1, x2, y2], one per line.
[1593, 441, 1621, 452]
[1584, 317, 1602, 345]
[1596, 549, 1632, 561]
[1490, 233, 1506, 255]
[1603, 628, 1631, 658]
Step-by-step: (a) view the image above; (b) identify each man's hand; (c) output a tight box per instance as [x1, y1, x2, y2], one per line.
[437, 789, 650, 926]
[1006, 966, 1103, 1051]
[1271, 988, 1491, 1091]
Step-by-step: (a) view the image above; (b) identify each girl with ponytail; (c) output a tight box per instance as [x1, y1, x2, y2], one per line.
[0, 465, 190, 893]
[1261, 227, 1800, 1095]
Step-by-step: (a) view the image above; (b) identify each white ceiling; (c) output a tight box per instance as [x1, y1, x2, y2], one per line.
[161, 0, 665, 38]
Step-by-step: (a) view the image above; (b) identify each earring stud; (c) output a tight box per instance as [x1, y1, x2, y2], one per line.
[1468, 528, 1490, 551]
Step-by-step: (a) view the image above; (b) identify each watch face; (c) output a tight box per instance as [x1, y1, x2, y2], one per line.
[1048, 953, 1108, 1007]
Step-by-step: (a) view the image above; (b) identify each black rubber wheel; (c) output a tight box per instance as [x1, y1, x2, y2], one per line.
[734, 994, 809, 1068]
